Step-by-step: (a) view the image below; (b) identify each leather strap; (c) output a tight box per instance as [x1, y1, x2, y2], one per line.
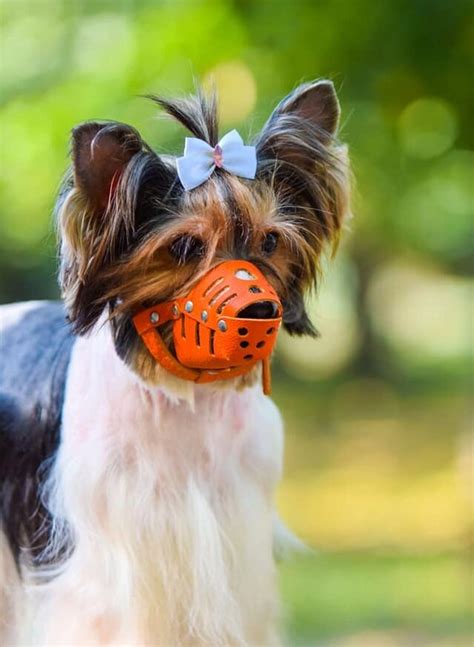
[134, 307, 272, 394]
[138, 326, 270, 392]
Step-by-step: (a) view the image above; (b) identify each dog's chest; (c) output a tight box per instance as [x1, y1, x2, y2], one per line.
[32, 326, 284, 644]
[62, 327, 284, 494]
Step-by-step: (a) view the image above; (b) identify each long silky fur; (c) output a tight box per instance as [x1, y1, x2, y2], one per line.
[57, 83, 349, 359]
[23, 325, 283, 645]
[1, 82, 351, 645]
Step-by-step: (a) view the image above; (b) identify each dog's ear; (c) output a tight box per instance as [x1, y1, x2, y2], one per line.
[256, 80, 342, 173]
[271, 80, 340, 141]
[72, 122, 143, 211]
[255, 81, 350, 337]
[57, 121, 177, 334]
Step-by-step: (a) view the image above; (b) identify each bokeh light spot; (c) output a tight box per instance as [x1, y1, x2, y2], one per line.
[204, 61, 257, 124]
[277, 257, 360, 379]
[399, 150, 474, 258]
[74, 14, 134, 80]
[398, 98, 457, 159]
[367, 261, 471, 364]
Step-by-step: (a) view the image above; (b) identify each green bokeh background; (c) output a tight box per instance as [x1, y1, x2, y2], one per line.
[1, 1, 472, 645]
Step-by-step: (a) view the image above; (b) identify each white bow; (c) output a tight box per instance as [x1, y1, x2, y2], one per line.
[176, 129, 257, 191]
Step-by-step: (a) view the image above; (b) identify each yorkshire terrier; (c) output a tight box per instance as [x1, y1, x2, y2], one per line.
[0, 80, 350, 645]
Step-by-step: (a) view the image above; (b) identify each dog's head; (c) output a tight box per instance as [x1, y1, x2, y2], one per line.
[57, 81, 350, 385]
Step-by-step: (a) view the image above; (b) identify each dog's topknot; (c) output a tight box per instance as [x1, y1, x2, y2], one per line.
[147, 88, 219, 147]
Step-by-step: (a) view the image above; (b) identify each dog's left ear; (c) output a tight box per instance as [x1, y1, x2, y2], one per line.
[255, 81, 350, 337]
[255, 80, 342, 172]
[271, 80, 340, 141]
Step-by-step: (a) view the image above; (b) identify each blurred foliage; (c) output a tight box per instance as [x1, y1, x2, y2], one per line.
[272, 370, 472, 645]
[280, 553, 471, 645]
[0, 1, 473, 645]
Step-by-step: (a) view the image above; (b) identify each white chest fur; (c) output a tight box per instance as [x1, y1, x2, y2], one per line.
[34, 325, 284, 646]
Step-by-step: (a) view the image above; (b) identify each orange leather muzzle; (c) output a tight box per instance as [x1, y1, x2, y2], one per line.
[132, 260, 282, 394]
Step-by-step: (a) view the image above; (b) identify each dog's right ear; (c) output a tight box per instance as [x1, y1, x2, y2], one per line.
[72, 122, 144, 212]
[58, 121, 165, 334]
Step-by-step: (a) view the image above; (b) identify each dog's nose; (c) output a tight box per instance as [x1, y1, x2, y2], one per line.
[238, 301, 279, 319]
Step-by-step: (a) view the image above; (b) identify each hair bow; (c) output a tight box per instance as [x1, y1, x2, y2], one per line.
[176, 129, 257, 191]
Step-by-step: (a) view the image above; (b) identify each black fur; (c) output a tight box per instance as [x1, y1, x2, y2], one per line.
[147, 90, 219, 147]
[0, 302, 74, 568]
[59, 146, 181, 337]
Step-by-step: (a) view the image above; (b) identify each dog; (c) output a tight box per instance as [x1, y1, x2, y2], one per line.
[0, 80, 350, 645]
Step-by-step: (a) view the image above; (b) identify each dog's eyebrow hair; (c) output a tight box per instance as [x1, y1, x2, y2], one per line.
[246, 256, 281, 284]
[217, 175, 251, 256]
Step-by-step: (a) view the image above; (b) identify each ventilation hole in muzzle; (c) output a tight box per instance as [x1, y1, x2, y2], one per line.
[238, 327, 248, 336]
[208, 285, 229, 306]
[248, 286, 263, 294]
[256, 341, 265, 349]
[209, 330, 215, 355]
[195, 321, 200, 347]
[244, 354, 253, 360]
[203, 276, 224, 296]
[181, 315, 186, 338]
[217, 293, 237, 314]
[240, 341, 249, 348]
[266, 327, 275, 335]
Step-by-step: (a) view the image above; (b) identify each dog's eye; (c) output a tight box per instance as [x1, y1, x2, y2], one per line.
[169, 236, 205, 263]
[262, 231, 279, 256]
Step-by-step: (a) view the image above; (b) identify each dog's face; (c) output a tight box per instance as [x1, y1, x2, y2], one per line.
[57, 82, 350, 383]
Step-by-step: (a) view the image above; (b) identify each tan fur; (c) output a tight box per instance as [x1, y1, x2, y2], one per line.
[5, 83, 352, 645]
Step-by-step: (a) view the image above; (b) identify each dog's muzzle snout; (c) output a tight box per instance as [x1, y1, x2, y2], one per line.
[132, 260, 282, 393]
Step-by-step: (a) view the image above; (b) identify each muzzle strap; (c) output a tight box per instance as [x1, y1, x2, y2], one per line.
[132, 260, 282, 395]
[134, 309, 273, 393]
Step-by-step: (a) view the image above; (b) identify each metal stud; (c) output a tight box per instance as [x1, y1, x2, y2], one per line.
[185, 300, 194, 313]
[201, 310, 208, 322]
[150, 311, 160, 324]
[172, 304, 179, 317]
[218, 320, 227, 332]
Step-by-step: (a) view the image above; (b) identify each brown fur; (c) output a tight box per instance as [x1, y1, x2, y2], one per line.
[56, 82, 351, 384]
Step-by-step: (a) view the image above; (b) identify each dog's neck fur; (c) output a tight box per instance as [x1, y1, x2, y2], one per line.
[28, 321, 284, 645]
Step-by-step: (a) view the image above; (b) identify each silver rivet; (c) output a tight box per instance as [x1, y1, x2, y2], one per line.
[201, 310, 208, 322]
[172, 304, 179, 317]
[235, 269, 256, 281]
[185, 301, 194, 313]
[218, 320, 227, 332]
[150, 311, 160, 324]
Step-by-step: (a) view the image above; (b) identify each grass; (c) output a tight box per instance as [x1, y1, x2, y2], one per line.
[280, 552, 472, 645]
